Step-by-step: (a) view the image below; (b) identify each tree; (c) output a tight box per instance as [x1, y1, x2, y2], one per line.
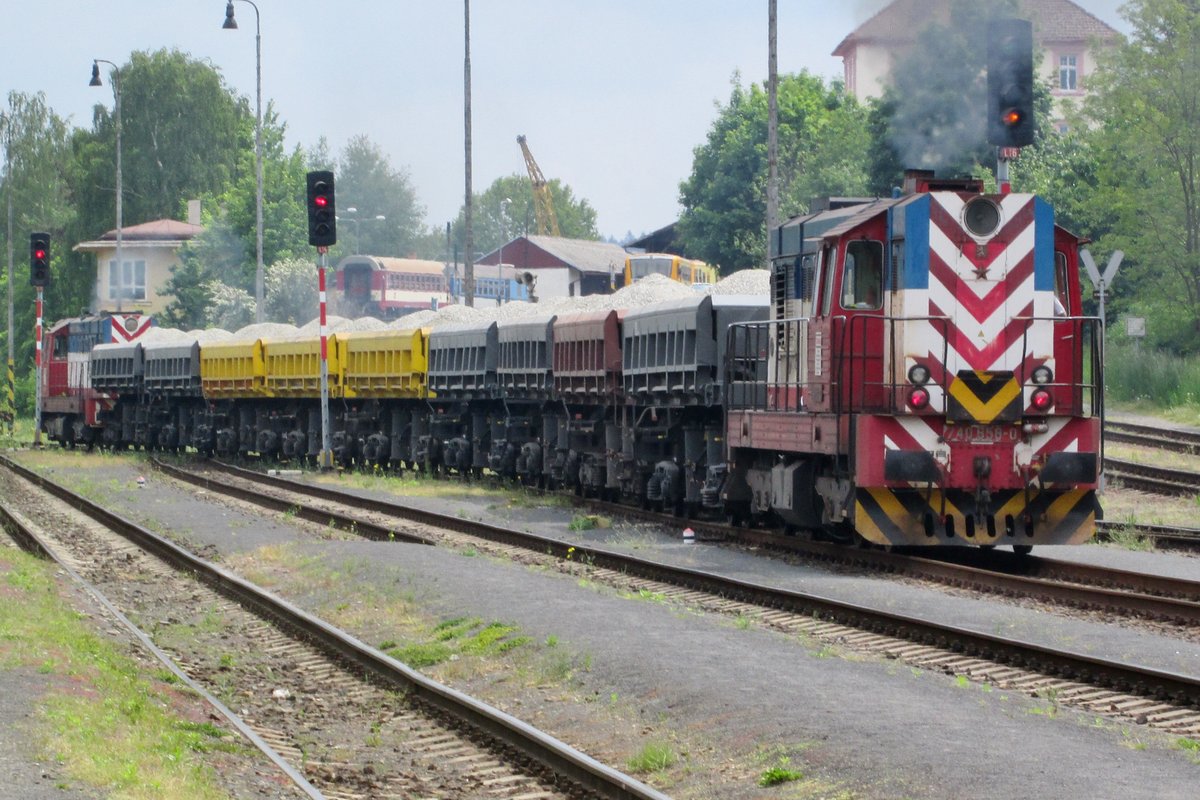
[1077, 0, 1200, 348]
[206, 282, 254, 331]
[263, 257, 318, 325]
[0, 91, 75, 386]
[444, 174, 599, 260]
[678, 72, 870, 272]
[328, 135, 426, 260]
[73, 49, 250, 239]
[208, 103, 310, 285]
[160, 217, 247, 329]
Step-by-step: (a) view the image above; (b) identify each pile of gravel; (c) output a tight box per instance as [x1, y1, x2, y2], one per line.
[711, 269, 769, 295]
[230, 322, 299, 342]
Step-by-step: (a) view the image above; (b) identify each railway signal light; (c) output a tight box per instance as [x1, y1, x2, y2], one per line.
[987, 18, 1035, 148]
[306, 170, 337, 247]
[29, 233, 50, 287]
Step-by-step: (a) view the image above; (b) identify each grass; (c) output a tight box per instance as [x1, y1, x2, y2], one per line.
[0, 547, 239, 799]
[759, 764, 805, 787]
[567, 514, 611, 531]
[626, 741, 678, 774]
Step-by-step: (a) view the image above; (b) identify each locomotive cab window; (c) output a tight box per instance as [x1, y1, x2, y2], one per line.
[840, 240, 883, 310]
[1054, 252, 1071, 316]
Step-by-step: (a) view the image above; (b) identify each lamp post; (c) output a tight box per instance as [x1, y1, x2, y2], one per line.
[90, 60, 122, 313]
[338, 208, 387, 255]
[223, 0, 265, 324]
[498, 197, 511, 304]
[2, 111, 12, 433]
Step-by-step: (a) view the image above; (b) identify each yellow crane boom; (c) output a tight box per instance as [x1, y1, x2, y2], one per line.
[517, 134, 561, 237]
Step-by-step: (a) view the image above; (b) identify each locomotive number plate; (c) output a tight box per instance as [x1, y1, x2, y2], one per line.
[943, 424, 1020, 445]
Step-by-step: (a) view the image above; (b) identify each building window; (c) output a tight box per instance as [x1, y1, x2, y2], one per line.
[108, 259, 146, 301]
[1059, 55, 1078, 91]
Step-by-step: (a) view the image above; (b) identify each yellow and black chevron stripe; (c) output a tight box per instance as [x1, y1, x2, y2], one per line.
[855, 487, 1097, 547]
[946, 370, 1021, 424]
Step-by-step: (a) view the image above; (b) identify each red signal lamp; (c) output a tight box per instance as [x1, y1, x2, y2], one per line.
[313, 195, 328, 207]
[1002, 108, 1024, 127]
[1030, 389, 1053, 411]
[908, 387, 930, 410]
[34, 249, 46, 260]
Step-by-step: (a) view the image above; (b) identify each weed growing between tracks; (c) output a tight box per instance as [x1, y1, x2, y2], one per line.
[0, 547, 241, 799]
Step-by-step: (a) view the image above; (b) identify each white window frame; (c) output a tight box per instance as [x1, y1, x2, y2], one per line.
[108, 258, 147, 301]
[1059, 54, 1078, 92]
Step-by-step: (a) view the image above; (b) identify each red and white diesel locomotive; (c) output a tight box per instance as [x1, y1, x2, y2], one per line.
[41, 312, 155, 446]
[722, 170, 1102, 551]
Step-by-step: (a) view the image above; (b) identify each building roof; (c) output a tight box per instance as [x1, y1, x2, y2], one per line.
[833, 0, 1119, 56]
[73, 218, 205, 252]
[526, 236, 629, 274]
[480, 235, 629, 275]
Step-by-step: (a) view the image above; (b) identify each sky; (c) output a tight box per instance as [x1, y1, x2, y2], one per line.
[2, 0, 1130, 241]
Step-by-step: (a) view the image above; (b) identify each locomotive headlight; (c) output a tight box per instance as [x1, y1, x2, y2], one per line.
[1031, 365, 1053, 385]
[907, 364, 931, 385]
[908, 387, 931, 409]
[963, 197, 1002, 237]
[1030, 388, 1053, 412]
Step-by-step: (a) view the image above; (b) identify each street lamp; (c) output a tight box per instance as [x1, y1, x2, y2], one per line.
[498, 197, 511, 304]
[222, 0, 265, 324]
[1, 111, 12, 433]
[90, 60, 123, 313]
[339, 207, 386, 255]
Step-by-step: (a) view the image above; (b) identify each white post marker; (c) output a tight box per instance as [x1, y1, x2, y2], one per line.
[682, 527, 695, 542]
[1080, 248, 1123, 330]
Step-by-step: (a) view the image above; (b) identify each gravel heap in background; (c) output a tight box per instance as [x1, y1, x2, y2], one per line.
[128, 270, 771, 343]
[711, 268, 769, 295]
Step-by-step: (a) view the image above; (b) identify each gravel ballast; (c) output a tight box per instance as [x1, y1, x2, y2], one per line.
[8, 452, 1199, 799]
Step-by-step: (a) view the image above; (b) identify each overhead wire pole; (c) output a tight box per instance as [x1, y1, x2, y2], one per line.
[463, 0, 475, 307]
[766, 0, 779, 263]
[4, 112, 14, 434]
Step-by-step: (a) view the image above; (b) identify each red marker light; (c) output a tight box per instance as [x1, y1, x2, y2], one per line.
[908, 387, 930, 410]
[1030, 389, 1053, 411]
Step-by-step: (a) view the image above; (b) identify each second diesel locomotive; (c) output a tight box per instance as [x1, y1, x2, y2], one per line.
[41, 170, 1103, 550]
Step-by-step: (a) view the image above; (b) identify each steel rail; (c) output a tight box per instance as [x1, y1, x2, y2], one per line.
[168, 458, 1200, 709]
[0, 454, 670, 800]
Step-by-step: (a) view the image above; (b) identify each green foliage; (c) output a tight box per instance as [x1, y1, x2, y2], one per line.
[1105, 342, 1200, 407]
[678, 71, 869, 272]
[758, 765, 804, 787]
[1083, 0, 1200, 333]
[329, 134, 427, 259]
[567, 514, 609, 531]
[161, 216, 247, 329]
[263, 257, 318, 325]
[0, 90, 77, 376]
[626, 741, 678, 774]
[445, 173, 600, 260]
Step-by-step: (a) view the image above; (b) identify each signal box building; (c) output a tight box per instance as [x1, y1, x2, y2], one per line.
[833, 0, 1120, 130]
[74, 217, 204, 316]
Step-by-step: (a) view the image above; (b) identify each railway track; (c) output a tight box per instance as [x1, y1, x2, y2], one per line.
[1104, 456, 1200, 496]
[1096, 519, 1200, 550]
[147, 456, 1200, 736]
[1106, 420, 1200, 453]
[0, 454, 667, 800]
